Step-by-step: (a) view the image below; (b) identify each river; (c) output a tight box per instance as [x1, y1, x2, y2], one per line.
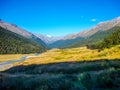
[0, 54, 40, 71]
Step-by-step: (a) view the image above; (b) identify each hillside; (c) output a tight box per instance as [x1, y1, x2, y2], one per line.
[0, 20, 47, 48]
[87, 27, 120, 50]
[49, 37, 84, 48]
[0, 26, 46, 54]
[49, 17, 120, 49]
[49, 26, 120, 48]
[70, 26, 120, 48]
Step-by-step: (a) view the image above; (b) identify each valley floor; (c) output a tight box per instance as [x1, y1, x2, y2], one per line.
[0, 54, 33, 63]
[14, 45, 120, 66]
[0, 45, 120, 90]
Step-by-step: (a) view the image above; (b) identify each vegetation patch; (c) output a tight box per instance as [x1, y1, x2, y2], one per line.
[0, 60, 120, 90]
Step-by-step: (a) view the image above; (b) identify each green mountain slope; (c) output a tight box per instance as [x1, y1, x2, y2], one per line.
[0, 20, 47, 49]
[70, 26, 120, 48]
[0, 26, 46, 54]
[49, 26, 120, 49]
[87, 27, 120, 50]
[49, 37, 84, 49]
[49, 17, 120, 49]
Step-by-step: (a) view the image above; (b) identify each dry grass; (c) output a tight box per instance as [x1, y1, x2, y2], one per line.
[14, 45, 120, 66]
[0, 54, 33, 62]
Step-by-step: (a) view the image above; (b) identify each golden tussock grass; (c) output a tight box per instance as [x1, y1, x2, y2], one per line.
[14, 45, 120, 66]
[0, 54, 33, 62]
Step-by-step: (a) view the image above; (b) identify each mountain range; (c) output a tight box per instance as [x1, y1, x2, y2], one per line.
[49, 16, 120, 48]
[0, 16, 120, 53]
[34, 34, 63, 44]
[34, 17, 120, 48]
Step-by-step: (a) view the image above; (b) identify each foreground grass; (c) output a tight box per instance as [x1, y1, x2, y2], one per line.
[0, 60, 120, 90]
[14, 45, 120, 66]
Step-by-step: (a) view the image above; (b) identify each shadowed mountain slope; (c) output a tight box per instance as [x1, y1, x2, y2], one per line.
[0, 26, 46, 54]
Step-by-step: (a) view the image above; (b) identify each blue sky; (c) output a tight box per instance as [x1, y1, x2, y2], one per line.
[0, 0, 120, 36]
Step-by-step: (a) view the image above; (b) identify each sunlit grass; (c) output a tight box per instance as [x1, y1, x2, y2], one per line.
[14, 45, 120, 66]
[0, 54, 33, 63]
[1, 46, 120, 90]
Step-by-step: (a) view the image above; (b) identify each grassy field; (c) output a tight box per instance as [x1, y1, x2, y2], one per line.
[0, 45, 120, 90]
[1, 59, 120, 90]
[14, 45, 120, 66]
[0, 54, 33, 63]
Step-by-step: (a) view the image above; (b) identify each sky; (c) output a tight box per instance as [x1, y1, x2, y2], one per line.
[0, 0, 120, 36]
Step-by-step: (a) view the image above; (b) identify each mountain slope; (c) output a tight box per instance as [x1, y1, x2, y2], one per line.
[49, 26, 119, 49]
[49, 17, 120, 49]
[69, 26, 120, 48]
[0, 20, 47, 47]
[87, 27, 120, 50]
[0, 26, 46, 54]
[63, 16, 120, 39]
[49, 37, 84, 48]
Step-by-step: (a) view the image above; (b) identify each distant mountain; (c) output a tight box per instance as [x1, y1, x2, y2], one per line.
[34, 34, 63, 44]
[0, 26, 46, 54]
[49, 16, 120, 48]
[0, 20, 47, 47]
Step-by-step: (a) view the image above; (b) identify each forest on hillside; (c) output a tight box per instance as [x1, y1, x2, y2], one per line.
[87, 27, 120, 50]
[0, 26, 46, 54]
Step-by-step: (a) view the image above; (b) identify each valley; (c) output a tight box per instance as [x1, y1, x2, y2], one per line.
[0, 45, 120, 90]
[0, 16, 120, 89]
[1, 0, 120, 89]
[13, 45, 120, 66]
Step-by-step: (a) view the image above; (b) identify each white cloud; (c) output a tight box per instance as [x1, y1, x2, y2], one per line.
[46, 34, 52, 37]
[91, 19, 97, 22]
